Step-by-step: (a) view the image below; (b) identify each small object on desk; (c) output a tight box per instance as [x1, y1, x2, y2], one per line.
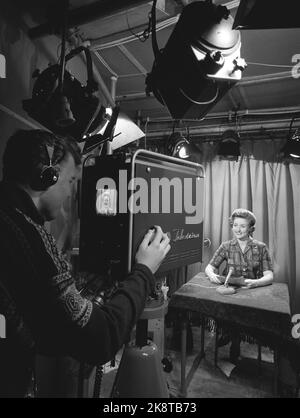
[216, 285, 236, 295]
[217, 275, 246, 287]
[216, 267, 236, 295]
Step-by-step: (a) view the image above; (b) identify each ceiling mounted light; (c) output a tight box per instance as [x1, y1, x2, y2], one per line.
[146, 0, 246, 120]
[281, 128, 300, 160]
[218, 129, 240, 159]
[166, 132, 187, 158]
[23, 1, 105, 142]
[174, 138, 191, 159]
[165, 131, 201, 161]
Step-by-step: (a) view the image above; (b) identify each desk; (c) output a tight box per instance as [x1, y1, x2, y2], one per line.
[169, 273, 292, 397]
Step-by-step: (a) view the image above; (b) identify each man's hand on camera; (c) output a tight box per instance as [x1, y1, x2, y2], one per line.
[135, 226, 171, 274]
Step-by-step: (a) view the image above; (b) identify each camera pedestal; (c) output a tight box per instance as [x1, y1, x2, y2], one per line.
[110, 301, 169, 398]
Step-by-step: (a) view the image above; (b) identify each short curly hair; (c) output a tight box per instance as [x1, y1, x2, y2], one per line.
[2, 129, 81, 186]
[229, 208, 256, 234]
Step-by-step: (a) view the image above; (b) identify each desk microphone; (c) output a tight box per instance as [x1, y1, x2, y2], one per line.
[224, 267, 234, 288]
[216, 267, 236, 296]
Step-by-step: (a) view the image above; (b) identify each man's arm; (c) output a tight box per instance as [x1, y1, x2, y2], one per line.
[0, 210, 170, 365]
[48, 226, 170, 364]
[72, 263, 155, 364]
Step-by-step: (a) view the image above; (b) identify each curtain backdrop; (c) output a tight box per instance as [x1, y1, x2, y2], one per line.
[187, 137, 300, 315]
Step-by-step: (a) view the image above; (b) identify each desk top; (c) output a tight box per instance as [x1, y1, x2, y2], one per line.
[169, 273, 291, 340]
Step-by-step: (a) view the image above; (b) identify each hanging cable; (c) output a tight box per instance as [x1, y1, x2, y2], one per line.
[91, 15, 179, 51]
[151, 0, 161, 61]
[126, 10, 152, 43]
[58, 2, 68, 95]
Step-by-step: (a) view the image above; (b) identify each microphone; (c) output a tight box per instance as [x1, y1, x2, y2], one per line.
[224, 266, 234, 287]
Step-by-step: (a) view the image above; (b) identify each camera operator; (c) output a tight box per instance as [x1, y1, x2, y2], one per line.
[0, 129, 170, 397]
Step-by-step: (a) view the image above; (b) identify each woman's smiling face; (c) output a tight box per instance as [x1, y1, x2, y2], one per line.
[232, 216, 251, 241]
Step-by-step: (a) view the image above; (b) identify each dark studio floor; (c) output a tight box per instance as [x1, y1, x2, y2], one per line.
[99, 324, 288, 399]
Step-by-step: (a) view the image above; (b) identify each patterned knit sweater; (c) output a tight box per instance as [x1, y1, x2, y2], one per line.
[0, 181, 155, 395]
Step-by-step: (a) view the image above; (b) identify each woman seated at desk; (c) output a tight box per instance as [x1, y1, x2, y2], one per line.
[205, 208, 274, 363]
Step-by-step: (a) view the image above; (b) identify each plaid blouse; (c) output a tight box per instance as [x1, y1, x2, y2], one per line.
[209, 238, 273, 280]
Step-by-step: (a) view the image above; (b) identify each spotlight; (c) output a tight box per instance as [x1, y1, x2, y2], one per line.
[146, 1, 246, 120]
[218, 129, 240, 158]
[23, 46, 106, 142]
[166, 132, 200, 161]
[281, 128, 300, 159]
[174, 138, 190, 159]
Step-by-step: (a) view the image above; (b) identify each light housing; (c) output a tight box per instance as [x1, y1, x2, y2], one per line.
[173, 138, 191, 159]
[165, 132, 201, 161]
[218, 129, 241, 158]
[281, 129, 300, 159]
[146, 1, 246, 120]
[22, 47, 106, 142]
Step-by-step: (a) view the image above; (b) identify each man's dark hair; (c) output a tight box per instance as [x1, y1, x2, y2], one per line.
[2, 129, 81, 184]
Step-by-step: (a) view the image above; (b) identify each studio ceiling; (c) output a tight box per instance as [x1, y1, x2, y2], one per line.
[24, 0, 300, 136]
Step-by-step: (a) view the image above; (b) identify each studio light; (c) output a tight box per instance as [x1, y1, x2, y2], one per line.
[146, 0, 246, 120]
[174, 138, 191, 159]
[82, 107, 145, 155]
[165, 131, 200, 161]
[110, 112, 145, 151]
[281, 128, 300, 160]
[218, 129, 240, 158]
[22, 47, 106, 142]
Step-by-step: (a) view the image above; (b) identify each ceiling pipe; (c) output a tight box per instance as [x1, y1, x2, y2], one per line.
[142, 106, 300, 122]
[28, 0, 151, 39]
[144, 118, 300, 140]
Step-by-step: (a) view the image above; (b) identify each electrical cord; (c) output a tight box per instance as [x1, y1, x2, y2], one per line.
[90, 14, 179, 51]
[126, 10, 152, 43]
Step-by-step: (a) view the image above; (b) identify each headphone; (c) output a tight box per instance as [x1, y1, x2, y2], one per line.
[34, 144, 60, 190]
